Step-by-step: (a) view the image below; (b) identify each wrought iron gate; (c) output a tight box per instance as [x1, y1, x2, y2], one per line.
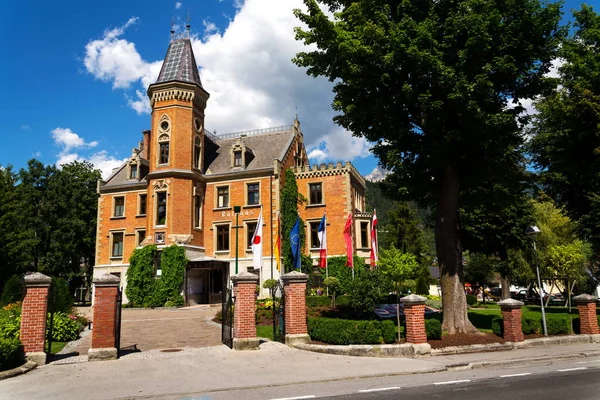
[115, 288, 122, 357]
[221, 286, 234, 348]
[271, 280, 285, 343]
[45, 283, 56, 356]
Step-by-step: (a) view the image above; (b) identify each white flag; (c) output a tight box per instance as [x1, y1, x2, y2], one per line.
[251, 210, 263, 269]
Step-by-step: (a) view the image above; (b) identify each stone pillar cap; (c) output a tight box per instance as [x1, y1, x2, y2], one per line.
[281, 270, 308, 283]
[573, 294, 598, 304]
[24, 272, 52, 286]
[400, 294, 427, 305]
[93, 273, 121, 287]
[498, 298, 524, 309]
[231, 271, 259, 283]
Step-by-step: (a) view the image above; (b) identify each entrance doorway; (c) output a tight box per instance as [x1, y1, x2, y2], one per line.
[185, 261, 228, 305]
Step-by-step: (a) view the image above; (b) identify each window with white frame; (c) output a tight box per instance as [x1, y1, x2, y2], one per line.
[194, 194, 202, 229]
[360, 221, 369, 248]
[194, 136, 202, 170]
[217, 186, 229, 208]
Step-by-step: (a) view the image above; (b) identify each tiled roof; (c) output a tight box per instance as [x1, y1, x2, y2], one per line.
[103, 159, 149, 188]
[205, 129, 295, 175]
[155, 39, 202, 87]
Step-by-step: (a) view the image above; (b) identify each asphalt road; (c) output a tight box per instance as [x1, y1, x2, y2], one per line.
[181, 357, 600, 400]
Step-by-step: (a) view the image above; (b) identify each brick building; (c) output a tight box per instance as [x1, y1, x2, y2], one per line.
[93, 34, 373, 305]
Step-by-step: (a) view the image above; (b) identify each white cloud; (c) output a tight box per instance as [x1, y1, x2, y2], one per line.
[307, 149, 327, 163]
[175, 2, 182, 9]
[127, 90, 152, 115]
[51, 127, 98, 152]
[21, 125, 30, 130]
[202, 19, 218, 36]
[33, 151, 41, 158]
[365, 166, 389, 182]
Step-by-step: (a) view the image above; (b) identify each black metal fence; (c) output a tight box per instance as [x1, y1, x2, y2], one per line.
[115, 288, 122, 357]
[272, 280, 285, 343]
[221, 286, 234, 348]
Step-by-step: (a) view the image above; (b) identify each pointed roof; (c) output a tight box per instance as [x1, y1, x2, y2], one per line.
[155, 38, 203, 87]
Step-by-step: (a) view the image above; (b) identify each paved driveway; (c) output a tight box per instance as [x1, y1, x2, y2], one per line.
[119, 305, 222, 351]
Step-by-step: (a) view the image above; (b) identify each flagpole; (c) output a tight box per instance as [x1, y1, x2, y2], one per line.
[374, 208, 378, 270]
[270, 174, 274, 280]
[351, 211, 354, 280]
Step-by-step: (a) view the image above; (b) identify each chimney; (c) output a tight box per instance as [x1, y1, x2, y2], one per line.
[141, 130, 151, 159]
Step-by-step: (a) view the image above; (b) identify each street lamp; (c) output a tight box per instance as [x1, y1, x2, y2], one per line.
[526, 225, 548, 336]
[234, 206, 241, 275]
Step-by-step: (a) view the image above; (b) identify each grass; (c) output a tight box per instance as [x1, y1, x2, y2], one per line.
[47, 341, 68, 354]
[256, 325, 274, 341]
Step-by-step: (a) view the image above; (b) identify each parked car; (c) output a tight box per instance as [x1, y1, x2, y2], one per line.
[511, 289, 548, 304]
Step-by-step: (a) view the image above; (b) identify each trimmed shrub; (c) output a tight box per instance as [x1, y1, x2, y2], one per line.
[416, 277, 430, 295]
[425, 319, 442, 340]
[51, 277, 74, 314]
[306, 295, 350, 308]
[425, 298, 442, 310]
[492, 317, 503, 337]
[0, 338, 25, 371]
[308, 317, 395, 345]
[546, 315, 570, 335]
[381, 320, 397, 343]
[466, 294, 478, 306]
[522, 316, 542, 335]
[1, 276, 23, 306]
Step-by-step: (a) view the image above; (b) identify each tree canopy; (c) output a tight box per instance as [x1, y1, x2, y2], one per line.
[294, 0, 564, 333]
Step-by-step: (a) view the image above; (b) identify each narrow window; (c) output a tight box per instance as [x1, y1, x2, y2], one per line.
[234, 151, 242, 167]
[309, 183, 322, 205]
[114, 197, 125, 217]
[154, 252, 162, 277]
[137, 230, 146, 246]
[217, 225, 230, 251]
[112, 232, 124, 257]
[156, 192, 167, 226]
[247, 183, 260, 205]
[159, 142, 169, 164]
[139, 194, 147, 215]
[246, 222, 257, 249]
[130, 164, 138, 179]
[360, 222, 369, 248]
[194, 195, 202, 228]
[310, 222, 320, 249]
[217, 186, 229, 208]
[194, 136, 202, 169]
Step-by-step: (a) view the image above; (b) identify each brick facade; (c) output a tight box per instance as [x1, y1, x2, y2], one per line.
[574, 294, 600, 335]
[20, 273, 52, 364]
[401, 295, 427, 344]
[91, 274, 121, 359]
[498, 298, 525, 342]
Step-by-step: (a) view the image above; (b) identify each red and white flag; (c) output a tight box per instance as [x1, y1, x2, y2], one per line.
[370, 210, 378, 267]
[317, 214, 327, 268]
[343, 213, 354, 268]
[251, 209, 263, 269]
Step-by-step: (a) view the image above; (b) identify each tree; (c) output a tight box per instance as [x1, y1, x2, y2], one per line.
[294, 0, 564, 333]
[529, 5, 600, 263]
[463, 252, 497, 302]
[281, 168, 306, 272]
[378, 246, 419, 338]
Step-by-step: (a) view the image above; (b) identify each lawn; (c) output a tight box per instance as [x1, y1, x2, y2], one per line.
[256, 325, 274, 340]
[48, 341, 68, 354]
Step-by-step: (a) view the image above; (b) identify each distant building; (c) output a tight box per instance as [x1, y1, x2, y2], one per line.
[93, 34, 372, 305]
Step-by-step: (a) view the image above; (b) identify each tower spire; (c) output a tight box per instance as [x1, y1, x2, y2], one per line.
[185, 12, 191, 39]
[170, 17, 175, 42]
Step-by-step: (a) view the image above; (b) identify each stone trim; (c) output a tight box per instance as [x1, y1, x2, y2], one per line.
[23, 272, 51, 287]
[281, 271, 308, 283]
[573, 294, 598, 305]
[231, 271, 259, 283]
[93, 273, 121, 287]
[400, 294, 427, 305]
[498, 298, 524, 309]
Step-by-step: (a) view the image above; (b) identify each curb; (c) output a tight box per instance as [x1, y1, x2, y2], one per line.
[0, 361, 37, 381]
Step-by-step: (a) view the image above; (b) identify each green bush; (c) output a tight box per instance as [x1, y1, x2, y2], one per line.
[522, 316, 542, 335]
[381, 319, 397, 343]
[347, 269, 392, 317]
[263, 279, 278, 290]
[51, 277, 74, 314]
[0, 338, 25, 371]
[466, 294, 478, 306]
[425, 298, 442, 310]
[546, 315, 570, 335]
[0, 303, 22, 340]
[492, 317, 503, 337]
[308, 317, 396, 345]
[306, 295, 350, 308]
[492, 315, 569, 337]
[47, 312, 81, 342]
[425, 319, 442, 340]
[416, 277, 430, 295]
[1, 276, 24, 306]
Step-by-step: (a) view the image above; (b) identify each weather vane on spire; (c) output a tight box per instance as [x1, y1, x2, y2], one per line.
[170, 17, 175, 42]
[185, 12, 191, 38]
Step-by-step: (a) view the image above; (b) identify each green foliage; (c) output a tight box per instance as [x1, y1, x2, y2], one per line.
[281, 169, 306, 272]
[324, 255, 365, 294]
[381, 320, 397, 343]
[545, 315, 570, 335]
[347, 268, 391, 318]
[492, 317, 503, 337]
[47, 312, 81, 342]
[464, 253, 497, 289]
[416, 277, 429, 296]
[126, 245, 158, 307]
[306, 295, 350, 308]
[522, 316, 542, 335]
[466, 294, 478, 306]
[378, 246, 420, 294]
[380, 203, 431, 266]
[0, 338, 24, 371]
[492, 315, 568, 337]
[308, 317, 396, 345]
[0, 304, 21, 340]
[323, 277, 339, 292]
[126, 245, 187, 307]
[425, 298, 442, 310]
[425, 319, 442, 340]
[51, 277, 74, 314]
[0, 276, 23, 306]
[263, 279, 278, 290]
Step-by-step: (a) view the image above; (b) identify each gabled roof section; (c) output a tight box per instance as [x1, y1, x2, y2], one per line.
[155, 38, 202, 88]
[204, 126, 295, 175]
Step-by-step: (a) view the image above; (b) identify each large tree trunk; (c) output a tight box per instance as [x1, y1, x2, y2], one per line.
[436, 163, 478, 334]
[500, 275, 511, 300]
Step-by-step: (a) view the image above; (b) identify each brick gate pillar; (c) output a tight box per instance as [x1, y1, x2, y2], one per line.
[401, 294, 428, 344]
[231, 271, 260, 350]
[573, 294, 600, 335]
[20, 272, 52, 365]
[282, 271, 310, 346]
[89, 273, 121, 361]
[498, 298, 525, 342]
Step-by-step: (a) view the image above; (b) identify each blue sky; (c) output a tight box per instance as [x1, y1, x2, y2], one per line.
[0, 0, 592, 180]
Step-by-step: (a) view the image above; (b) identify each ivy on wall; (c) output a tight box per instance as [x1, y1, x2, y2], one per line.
[125, 245, 187, 307]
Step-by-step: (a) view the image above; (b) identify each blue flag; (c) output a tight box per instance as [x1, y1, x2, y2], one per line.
[290, 217, 301, 270]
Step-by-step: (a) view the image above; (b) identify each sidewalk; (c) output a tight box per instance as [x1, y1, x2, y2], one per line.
[1, 340, 599, 400]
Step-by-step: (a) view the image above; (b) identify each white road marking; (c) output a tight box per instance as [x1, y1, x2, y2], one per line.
[557, 367, 588, 372]
[269, 396, 316, 400]
[577, 359, 600, 364]
[433, 380, 471, 385]
[358, 387, 401, 393]
[500, 373, 532, 378]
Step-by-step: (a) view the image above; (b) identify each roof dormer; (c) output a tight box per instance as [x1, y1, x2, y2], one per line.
[230, 136, 254, 169]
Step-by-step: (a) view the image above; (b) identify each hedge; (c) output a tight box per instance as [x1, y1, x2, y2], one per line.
[425, 319, 442, 340]
[0, 338, 24, 371]
[308, 317, 396, 345]
[492, 315, 571, 337]
[306, 295, 350, 308]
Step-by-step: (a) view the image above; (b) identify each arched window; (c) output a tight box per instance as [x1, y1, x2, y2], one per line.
[194, 136, 202, 169]
[158, 134, 170, 164]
